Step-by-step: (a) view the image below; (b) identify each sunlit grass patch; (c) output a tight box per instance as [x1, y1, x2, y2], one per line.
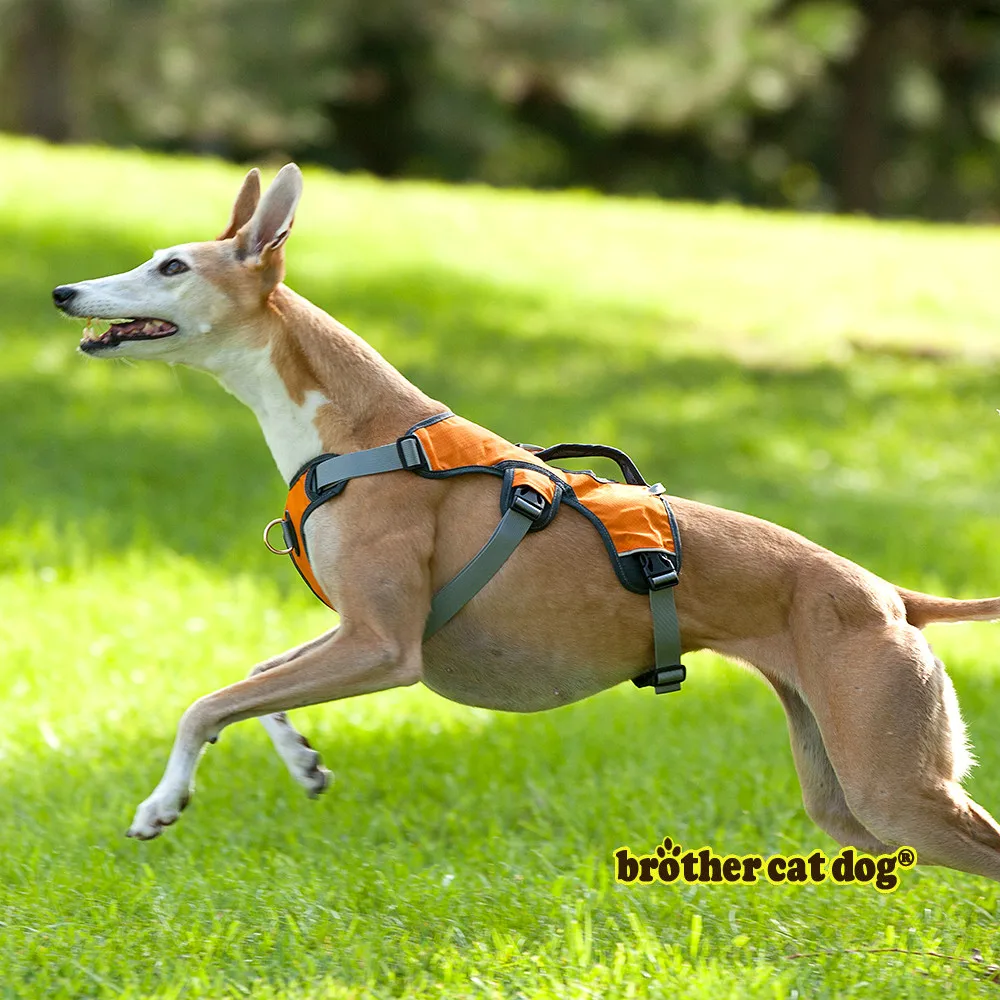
[3, 134, 1000, 997]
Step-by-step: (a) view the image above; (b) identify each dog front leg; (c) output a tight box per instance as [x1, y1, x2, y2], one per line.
[125, 625, 420, 840]
[243, 627, 340, 796]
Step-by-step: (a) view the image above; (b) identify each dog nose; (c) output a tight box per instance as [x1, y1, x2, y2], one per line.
[52, 285, 77, 308]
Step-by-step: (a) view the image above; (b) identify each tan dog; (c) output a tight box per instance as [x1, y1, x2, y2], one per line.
[53, 165, 1000, 879]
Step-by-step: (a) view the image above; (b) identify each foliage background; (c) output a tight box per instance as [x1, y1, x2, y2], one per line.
[3, 0, 1000, 219]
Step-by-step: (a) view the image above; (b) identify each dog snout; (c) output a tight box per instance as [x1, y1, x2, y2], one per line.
[52, 285, 78, 310]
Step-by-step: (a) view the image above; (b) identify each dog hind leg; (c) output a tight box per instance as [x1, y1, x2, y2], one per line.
[803, 624, 1000, 880]
[770, 677, 889, 854]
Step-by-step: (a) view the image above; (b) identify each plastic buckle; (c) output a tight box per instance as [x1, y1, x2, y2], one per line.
[510, 487, 546, 521]
[648, 567, 679, 588]
[397, 435, 426, 470]
[632, 664, 686, 694]
[652, 665, 686, 694]
[641, 551, 679, 590]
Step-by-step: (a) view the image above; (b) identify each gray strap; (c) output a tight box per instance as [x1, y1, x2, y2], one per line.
[313, 439, 422, 489]
[310, 436, 537, 639]
[311, 437, 536, 639]
[649, 586, 684, 693]
[424, 506, 535, 638]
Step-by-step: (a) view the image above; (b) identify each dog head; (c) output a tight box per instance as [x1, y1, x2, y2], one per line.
[52, 164, 303, 370]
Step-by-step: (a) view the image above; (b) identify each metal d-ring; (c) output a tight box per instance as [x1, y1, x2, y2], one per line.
[263, 517, 293, 555]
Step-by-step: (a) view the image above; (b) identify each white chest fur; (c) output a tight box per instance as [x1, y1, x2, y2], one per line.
[202, 345, 327, 482]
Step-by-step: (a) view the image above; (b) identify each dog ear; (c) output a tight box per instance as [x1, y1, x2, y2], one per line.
[239, 163, 303, 262]
[217, 168, 261, 241]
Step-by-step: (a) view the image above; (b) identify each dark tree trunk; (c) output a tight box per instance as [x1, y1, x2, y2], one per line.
[836, 5, 900, 215]
[10, 0, 72, 141]
[321, 26, 429, 176]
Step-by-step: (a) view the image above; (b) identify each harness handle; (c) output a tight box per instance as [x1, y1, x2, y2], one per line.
[531, 443, 648, 487]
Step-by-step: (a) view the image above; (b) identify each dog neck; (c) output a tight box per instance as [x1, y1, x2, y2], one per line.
[201, 284, 442, 482]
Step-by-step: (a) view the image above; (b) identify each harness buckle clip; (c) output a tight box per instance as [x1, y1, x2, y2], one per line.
[396, 435, 427, 471]
[640, 551, 679, 590]
[652, 665, 686, 694]
[510, 486, 547, 521]
[648, 568, 679, 589]
[632, 664, 686, 694]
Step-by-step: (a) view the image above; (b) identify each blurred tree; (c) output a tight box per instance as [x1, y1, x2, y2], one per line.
[1, 0, 72, 140]
[774, 0, 1000, 214]
[833, 1, 900, 213]
[1, 0, 999, 220]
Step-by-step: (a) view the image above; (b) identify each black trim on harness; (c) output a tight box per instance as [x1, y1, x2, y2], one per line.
[408, 410, 455, 432]
[280, 514, 299, 556]
[286, 457, 349, 564]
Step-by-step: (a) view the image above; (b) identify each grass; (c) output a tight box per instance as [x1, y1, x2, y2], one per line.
[3, 133, 1000, 997]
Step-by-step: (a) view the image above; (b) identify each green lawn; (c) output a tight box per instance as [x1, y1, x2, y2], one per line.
[4, 134, 1000, 997]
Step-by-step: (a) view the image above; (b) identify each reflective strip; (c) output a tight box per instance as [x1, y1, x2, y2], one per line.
[423, 505, 535, 638]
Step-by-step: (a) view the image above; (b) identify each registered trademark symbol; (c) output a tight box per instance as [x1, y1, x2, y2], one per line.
[896, 848, 916, 868]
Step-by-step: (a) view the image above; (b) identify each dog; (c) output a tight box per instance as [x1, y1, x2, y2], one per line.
[52, 164, 1000, 880]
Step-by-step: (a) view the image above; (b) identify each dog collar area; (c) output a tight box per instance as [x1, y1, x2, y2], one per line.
[266, 411, 685, 694]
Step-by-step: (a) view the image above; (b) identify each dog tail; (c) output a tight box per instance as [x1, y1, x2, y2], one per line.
[897, 587, 1000, 628]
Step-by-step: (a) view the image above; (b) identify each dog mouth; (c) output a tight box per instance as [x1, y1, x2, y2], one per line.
[79, 317, 179, 353]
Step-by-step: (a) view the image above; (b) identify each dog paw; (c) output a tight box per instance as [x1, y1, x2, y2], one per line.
[261, 715, 333, 798]
[126, 786, 190, 840]
[289, 743, 332, 798]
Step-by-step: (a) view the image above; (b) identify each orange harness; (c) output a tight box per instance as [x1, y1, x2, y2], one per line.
[268, 411, 686, 693]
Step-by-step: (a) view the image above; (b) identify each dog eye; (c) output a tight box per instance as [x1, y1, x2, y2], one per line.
[158, 258, 189, 276]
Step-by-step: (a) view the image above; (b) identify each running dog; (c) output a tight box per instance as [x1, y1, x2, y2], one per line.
[52, 165, 1000, 880]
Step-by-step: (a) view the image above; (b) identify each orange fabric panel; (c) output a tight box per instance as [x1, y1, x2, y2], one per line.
[285, 474, 336, 610]
[415, 416, 541, 474]
[284, 414, 676, 614]
[565, 472, 676, 555]
[416, 416, 560, 502]
[511, 466, 560, 503]
[417, 415, 676, 557]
